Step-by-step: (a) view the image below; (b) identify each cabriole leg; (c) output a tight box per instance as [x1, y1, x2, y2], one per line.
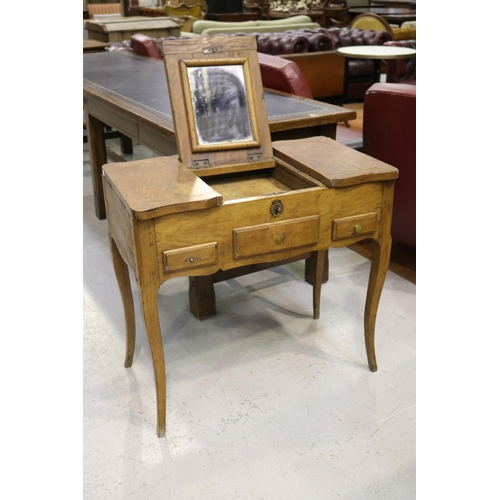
[364, 236, 392, 372]
[137, 282, 166, 437]
[110, 238, 136, 368]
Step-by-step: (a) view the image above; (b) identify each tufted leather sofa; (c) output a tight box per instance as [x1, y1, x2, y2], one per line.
[383, 40, 416, 85]
[255, 27, 393, 102]
[362, 83, 416, 247]
[111, 34, 314, 100]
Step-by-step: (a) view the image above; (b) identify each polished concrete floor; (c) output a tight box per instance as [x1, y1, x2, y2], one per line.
[83, 140, 416, 499]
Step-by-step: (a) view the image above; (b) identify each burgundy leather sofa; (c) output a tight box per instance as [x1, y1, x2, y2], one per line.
[383, 40, 416, 85]
[113, 34, 314, 100]
[255, 27, 393, 102]
[362, 83, 416, 247]
[109, 29, 393, 102]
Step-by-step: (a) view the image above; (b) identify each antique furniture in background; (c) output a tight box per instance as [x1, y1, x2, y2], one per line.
[324, 1, 350, 27]
[383, 39, 416, 83]
[348, 12, 394, 35]
[86, 1, 122, 18]
[243, 0, 270, 18]
[255, 26, 392, 101]
[337, 44, 415, 88]
[190, 14, 319, 34]
[348, 7, 416, 26]
[85, 16, 180, 42]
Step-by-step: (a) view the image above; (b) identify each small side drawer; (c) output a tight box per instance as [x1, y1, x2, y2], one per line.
[332, 213, 377, 240]
[163, 242, 218, 272]
[233, 215, 319, 259]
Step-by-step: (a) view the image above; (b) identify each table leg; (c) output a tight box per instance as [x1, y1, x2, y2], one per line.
[305, 252, 329, 286]
[135, 220, 166, 437]
[137, 281, 166, 437]
[189, 276, 216, 319]
[310, 249, 327, 319]
[110, 238, 136, 368]
[363, 181, 395, 372]
[84, 106, 108, 220]
[120, 134, 134, 155]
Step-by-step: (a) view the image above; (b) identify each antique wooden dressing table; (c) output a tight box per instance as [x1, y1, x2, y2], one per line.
[102, 35, 398, 437]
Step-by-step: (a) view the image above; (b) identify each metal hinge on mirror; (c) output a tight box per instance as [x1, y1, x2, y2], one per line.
[192, 159, 210, 169]
[248, 153, 263, 162]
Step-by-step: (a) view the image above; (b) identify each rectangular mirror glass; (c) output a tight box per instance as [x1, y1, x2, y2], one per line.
[188, 65, 252, 145]
[181, 60, 260, 152]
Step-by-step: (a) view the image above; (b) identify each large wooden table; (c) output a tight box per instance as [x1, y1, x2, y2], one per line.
[83, 51, 356, 221]
[83, 38, 110, 53]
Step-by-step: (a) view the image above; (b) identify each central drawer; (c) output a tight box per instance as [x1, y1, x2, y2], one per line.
[233, 215, 319, 259]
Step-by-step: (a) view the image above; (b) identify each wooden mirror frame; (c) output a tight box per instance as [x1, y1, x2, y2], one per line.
[161, 35, 273, 174]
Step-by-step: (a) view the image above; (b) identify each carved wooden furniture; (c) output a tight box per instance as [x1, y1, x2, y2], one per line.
[86, 16, 180, 42]
[348, 12, 394, 35]
[86, 2, 122, 18]
[101, 35, 398, 436]
[164, 1, 208, 31]
[349, 8, 416, 27]
[324, 1, 350, 27]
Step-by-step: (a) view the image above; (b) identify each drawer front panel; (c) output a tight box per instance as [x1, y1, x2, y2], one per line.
[332, 212, 377, 240]
[233, 215, 319, 259]
[163, 242, 218, 272]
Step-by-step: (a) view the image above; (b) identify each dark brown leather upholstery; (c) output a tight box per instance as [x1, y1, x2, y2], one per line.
[383, 40, 416, 85]
[363, 83, 416, 247]
[256, 27, 393, 101]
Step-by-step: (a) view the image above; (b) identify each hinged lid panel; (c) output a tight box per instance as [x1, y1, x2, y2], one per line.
[161, 35, 273, 174]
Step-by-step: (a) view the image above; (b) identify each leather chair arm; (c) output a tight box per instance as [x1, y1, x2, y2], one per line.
[363, 83, 416, 247]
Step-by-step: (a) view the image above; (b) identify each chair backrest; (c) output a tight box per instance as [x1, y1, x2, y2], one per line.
[87, 2, 122, 18]
[130, 33, 163, 59]
[348, 13, 394, 37]
[257, 52, 313, 99]
[324, 2, 350, 28]
[164, 3, 206, 32]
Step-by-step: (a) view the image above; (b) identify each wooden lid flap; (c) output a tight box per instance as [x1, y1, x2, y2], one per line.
[161, 35, 273, 173]
[272, 136, 399, 188]
[102, 157, 223, 220]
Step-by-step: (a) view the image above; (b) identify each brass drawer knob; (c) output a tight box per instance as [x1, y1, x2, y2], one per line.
[354, 224, 363, 234]
[275, 233, 285, 244]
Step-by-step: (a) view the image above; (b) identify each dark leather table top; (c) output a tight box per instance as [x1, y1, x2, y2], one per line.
[83, 51, 353, 127]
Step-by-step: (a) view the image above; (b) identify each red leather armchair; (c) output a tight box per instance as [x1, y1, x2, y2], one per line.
[257, 52, 313, 98]
[363, 83, 416, 247]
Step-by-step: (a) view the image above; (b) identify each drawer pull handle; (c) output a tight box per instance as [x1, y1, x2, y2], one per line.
[275, 234, 285, 244]
[189, 257, 195, 262]
[354, 224, 363, 234]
